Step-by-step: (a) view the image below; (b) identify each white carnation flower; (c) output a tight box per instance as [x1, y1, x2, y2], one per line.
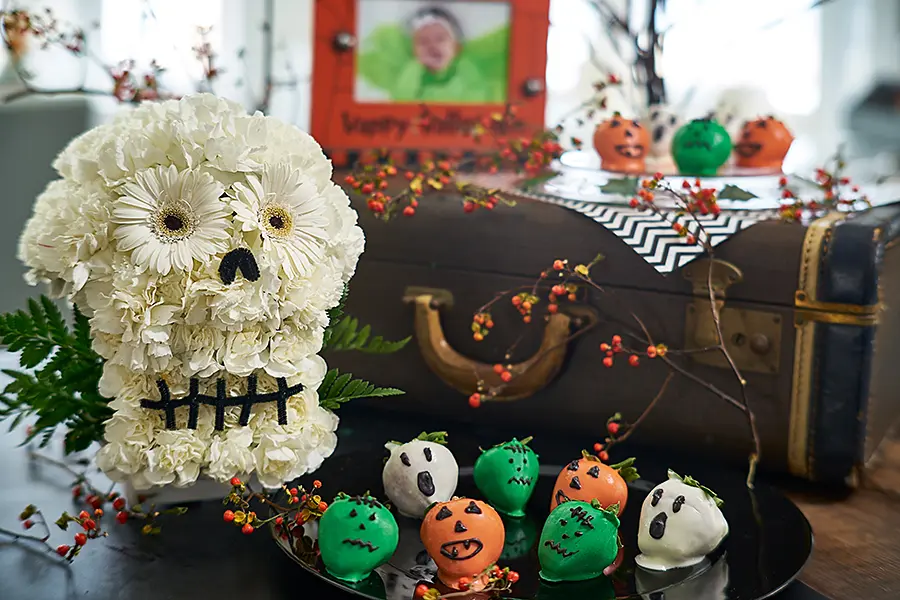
[206, 427, 255, 482]
[112, 165, 229, 275]
[144, 429, 208, 487]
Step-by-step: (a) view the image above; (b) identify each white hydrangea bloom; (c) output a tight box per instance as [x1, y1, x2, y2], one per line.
[19, 94, 364, 489]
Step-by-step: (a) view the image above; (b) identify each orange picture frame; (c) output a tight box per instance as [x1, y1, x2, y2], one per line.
[311, 0, 550, 165]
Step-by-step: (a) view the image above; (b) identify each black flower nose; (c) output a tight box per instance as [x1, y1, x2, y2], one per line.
[417, 471, 435, 497]
[649, 511, 667, 539]
[219, 248, 260, 285]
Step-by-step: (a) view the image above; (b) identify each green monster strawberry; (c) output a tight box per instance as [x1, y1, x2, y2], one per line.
[538, 500, 620, 583]
[317, 493, 399, 583]
[473, 437, 539, 518]
[671, 118, 733, 176]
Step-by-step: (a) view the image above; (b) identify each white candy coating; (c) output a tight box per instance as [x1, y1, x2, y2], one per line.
[635, 472, 728, 571]
[382, 439, 458, 519]
[647, 104, 683, 159]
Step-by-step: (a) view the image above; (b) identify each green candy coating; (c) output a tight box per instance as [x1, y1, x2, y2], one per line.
[473, 437, 539, 518]
[671, 119, 733, 176]
[318, 494, 399, 583]
[538, 500, 620, 583]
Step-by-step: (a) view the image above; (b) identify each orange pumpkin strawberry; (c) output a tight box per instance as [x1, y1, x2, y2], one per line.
[593, 114, 650, 174]
[550, 452, 639, 515]
[733, 116, 794, 170]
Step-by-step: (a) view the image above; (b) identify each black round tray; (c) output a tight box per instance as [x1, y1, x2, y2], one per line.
[274, 449, 812, 600]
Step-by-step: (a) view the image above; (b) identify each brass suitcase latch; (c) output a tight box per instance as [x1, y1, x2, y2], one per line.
[683, 259, 783, 374]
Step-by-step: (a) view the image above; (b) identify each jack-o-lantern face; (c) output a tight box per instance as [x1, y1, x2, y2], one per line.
[420, 498, 505, 589]
[550, 454, 638, 516]
[593, 115, 650, 174]
[733, 116, 793, 170]
[671, 119, 732, 176]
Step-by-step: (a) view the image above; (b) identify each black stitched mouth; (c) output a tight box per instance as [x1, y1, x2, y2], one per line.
[735, 142, 762, 158]
[555, 489, 571, 505]
[507, 476, 533, 485]
[440, 538, 483, 560]
[219, 247, 260, 285]
[614, 143, 646, 158]
[342, 538, 378, 553]
[544, 540, 578, 558]
[683, 140, 712, 151]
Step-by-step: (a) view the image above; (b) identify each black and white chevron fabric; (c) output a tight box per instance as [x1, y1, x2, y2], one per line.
[545, 198, 761, 273]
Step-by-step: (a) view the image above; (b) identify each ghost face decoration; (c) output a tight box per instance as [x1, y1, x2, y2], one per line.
[473, 437, 539, 518]
[538, 500, 620, 583]
[733, 116, 794, 170]
[420, 498, 505, 589]
[635, 470, 728, 571]
[317, 494, 399, 583]
[383, 438, 458, 518]
[647, 105, 683, 159]
[593, 115, 650, 174]
[671, 119, 733, 177]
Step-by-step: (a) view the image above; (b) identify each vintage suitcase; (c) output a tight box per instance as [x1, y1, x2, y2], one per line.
[331, 180, 900, 485]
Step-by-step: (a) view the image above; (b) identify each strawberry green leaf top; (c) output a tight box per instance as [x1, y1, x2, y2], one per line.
[667, 469, 724, 508]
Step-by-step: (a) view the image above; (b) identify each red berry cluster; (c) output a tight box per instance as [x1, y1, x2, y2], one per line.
[600, 337, 668, 369]
[414, 564, 520, 599]
[592, 413, 625, 461]
[471, 312, 494, 342]
[226, 478, 328, 541]
[472, 104, 563, 176]
[776, 162, 870, 222]
[511, 292, 539, 323]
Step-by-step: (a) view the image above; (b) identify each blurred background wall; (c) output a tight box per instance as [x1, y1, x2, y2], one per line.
[1, 0, 898, 313]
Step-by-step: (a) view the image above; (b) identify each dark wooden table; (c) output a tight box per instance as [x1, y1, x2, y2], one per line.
[2, 406, 888, 600]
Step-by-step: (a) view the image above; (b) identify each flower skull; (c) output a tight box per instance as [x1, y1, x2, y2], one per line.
[18, 94, 365, 489]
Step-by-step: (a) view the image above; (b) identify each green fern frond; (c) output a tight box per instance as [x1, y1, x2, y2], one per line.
[323, 315, 410, 354]
[0, 296, 109, 453]
[317, 368, 404, 410]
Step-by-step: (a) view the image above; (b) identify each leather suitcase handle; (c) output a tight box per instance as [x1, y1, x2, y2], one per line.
[404, 287, 597, 401]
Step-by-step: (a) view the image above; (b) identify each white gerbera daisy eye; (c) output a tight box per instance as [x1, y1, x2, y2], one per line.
[112, 165, 229, 275]
[230, 163, 329, 279]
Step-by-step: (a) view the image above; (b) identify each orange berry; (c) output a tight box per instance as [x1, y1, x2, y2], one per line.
[548, 303, 558, 314]
[511, 296, 523, 307]
[507, 571, 520, 583]
[318, 501, 328, 512]
[599, 451, 609, 461]
[522, 301, 532, 311]
[608, 422, 620, 435]
[493, 364, 504, 374]
[593, 442, 604, 452]
[553, 259, 565, 270]
[568, 293, 577, 302]
[468, 394, 481, 408]
[500, 371, 513, 383]
[402, 206, 415, 216]
[458, 577, 471, 590]
[313, 480, 322, 488]
[629, 355, 640, 367]
[600, 343, 610, 352]
[485, 320, 494, 329]
[473, 332, 484, 342]
[612, 335, 622, 344]
[523, 315, 532, 323]
[602, 357, 613, 368]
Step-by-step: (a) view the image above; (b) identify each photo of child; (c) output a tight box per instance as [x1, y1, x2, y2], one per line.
[355, 1, 510, 104]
